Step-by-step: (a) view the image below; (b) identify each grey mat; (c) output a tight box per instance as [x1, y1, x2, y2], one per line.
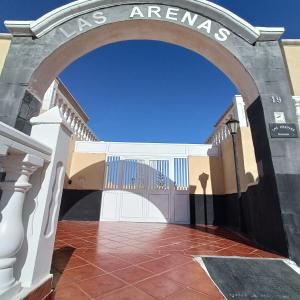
[201, 257, 300, 300]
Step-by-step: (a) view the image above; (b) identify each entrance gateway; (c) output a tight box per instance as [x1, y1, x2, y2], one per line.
[102, 152, 190, 223]
[1, 0, 300, 268]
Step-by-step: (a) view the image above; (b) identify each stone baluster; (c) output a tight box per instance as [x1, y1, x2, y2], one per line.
[71, 116, 77, 132]
[79, 123, 84, 140]
[81, 127, 85, 141]
[0, 154, 43, 297]
[63, 107, 70, 121]
[57, 99, 64, 114]
[74, 119, 80, 138]
[61, 104, 67, 117]
[83, 127, 87, 141]
[70, 113, 76, 125]
[76, 121, 81, 139]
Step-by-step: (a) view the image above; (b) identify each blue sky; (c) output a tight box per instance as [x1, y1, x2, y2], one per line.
[1, 1, 300, 143]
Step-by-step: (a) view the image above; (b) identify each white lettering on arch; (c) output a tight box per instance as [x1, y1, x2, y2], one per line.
[215, 28, 231, 41]
[57, 5, 232, 44]
[78, 18, 93, 31]
[165, 7, 179, 21]
[130, 6, 145, 18]
[93, 11, 107, 24]
[59, 27, 76, 38]
[197, 19, 212, 34]
[181, 11, 198, 26]
[148, 6, 161, 18]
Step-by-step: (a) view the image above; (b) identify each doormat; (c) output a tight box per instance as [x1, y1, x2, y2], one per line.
[195, 256, 300, 299]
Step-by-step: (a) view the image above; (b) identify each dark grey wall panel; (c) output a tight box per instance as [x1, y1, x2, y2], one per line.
[59, 189, 102, 221]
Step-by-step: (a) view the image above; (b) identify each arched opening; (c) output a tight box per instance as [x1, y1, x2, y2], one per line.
[29, 19, 259, 106]
[25, 13, 260, 229]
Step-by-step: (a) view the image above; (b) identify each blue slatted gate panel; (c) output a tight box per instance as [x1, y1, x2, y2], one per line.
[121, 159, 146, 190]
[149, 160, 169, 190]
[104, 156, 120, 189]
[174, 158, 189, 191]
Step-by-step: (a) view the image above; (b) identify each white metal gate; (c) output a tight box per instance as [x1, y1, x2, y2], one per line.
[101, 156, 190, 224]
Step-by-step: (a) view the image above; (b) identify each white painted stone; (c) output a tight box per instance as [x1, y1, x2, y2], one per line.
[0, 154, 44, 299]
[14, 107, 72, 291]
[0, 122, 51, 162]
[293, 96, 300, 123]
[75, 141, 219, 157]
[233, 95, 248, 127]
[41, 80, 59, 112]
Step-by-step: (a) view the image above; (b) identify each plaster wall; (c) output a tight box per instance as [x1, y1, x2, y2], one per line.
[188, 156, 224, 195]
[189, 127, 258, 196]
[220, 127, 258, 194]
[64, 135, 77, 186]
[65, 152, 106, 190]
[0, 36, 11, 75]
[282, 43, 300, 95]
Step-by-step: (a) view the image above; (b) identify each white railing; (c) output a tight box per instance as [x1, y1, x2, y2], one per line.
[43, 79, 97, 141]
[0, 107, 72, 300]
[207, 95, 248, 146]
[209, 125, 231, 146]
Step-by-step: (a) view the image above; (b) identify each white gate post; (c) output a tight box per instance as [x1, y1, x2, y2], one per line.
[15, 107, 72, 291]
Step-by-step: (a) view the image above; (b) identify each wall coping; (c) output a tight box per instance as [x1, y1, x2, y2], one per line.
[0, 121, 52, 161]
[75, 141, 220, 157]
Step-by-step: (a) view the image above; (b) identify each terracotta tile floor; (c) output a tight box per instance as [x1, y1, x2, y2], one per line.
[52, 222, 281, 299]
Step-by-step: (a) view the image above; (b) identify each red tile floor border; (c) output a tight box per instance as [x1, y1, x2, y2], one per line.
[52, 221, 282, 299]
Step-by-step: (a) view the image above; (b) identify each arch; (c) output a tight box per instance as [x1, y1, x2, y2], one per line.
[4, 0, 284, 107]
[1, 0, 300, 265]
[29, 20, 259, 106]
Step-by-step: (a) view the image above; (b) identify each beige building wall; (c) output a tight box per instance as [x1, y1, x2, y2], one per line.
[188, 156, 224, 195]
[282, 41, 300, 96]
[65, 152, 106, 190]
[221, 127, 258, 194]
[66, 127, 258, 195]
[0, 35, 11, 75]
[189, 127, 258, 196]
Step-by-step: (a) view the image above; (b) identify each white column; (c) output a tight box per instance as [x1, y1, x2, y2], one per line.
[233, 95, 248, 127]
[41, 80, 59, 112]
[15, 106, 72, 289]
[0, 154, 43, 298]
[293, 96, 300, 123]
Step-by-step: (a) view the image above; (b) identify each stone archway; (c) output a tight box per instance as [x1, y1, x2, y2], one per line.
[1, 0, 300, 265]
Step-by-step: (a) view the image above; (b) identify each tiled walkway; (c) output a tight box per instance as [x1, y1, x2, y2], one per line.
[52, 222, 281, 299]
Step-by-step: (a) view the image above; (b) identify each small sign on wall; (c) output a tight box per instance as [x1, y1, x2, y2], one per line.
[274, 112, 286, 123]
[269, 123, 299, 138]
